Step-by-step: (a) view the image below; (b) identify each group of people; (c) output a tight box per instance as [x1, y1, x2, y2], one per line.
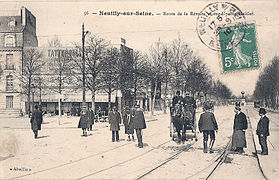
[77, 109, 95, 136]
[197, 101, 270, 155]
[106, 105, 147, 148]
[77, 104, 147, 148]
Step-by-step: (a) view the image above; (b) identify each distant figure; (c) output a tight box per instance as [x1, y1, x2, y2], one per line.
[30, 105, 43, 139]
[122, 106, 134, 141]
[198, 102, 218, 153]
[231, 106, 248, 153]
[88, 109, 95, 131]
[97, 106, 102, 122]
[78, 110, 89, 137]
[132, 104, 146, 148]
[71, 107, 77, 116]
[256, 108, 270, 155]
[183, 91, 197, 109]
[108, 106, 121, 142]
[172, 91, 183, 107]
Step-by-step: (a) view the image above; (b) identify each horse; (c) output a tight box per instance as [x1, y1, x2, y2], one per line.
[171, 103, 196, 143]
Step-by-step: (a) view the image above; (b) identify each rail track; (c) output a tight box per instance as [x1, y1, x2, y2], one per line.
[10, 127, 166, 180]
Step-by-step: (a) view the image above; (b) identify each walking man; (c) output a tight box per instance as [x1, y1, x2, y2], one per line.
[198, 102, 218, 153]
[232, 106, 248, 153]
[108, 106, 121, 142]
[256, 108, 270, 155]
[132, 104, 146, 148]
[30, 105, 43, 139]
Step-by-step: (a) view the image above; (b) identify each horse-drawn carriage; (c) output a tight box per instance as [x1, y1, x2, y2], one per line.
[170, 102, 198, 143]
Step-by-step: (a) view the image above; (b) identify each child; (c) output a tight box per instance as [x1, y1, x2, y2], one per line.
[198, 102, 218, 153]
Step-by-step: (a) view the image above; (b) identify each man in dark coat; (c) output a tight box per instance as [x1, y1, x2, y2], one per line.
[198, 102, 218, 153]
[232, 106, 248, 153]
[172, 91, 183, 107]
[30, 105, 43, 139]
[88, 109, 95, 131]
[183, 91, 197, 109]
[122, 106, 134, 141]
[256, 108, 270, 155]
[131, 104, 146, 148]
[108, 106, 121, 142]
[78, 109, 89, 137]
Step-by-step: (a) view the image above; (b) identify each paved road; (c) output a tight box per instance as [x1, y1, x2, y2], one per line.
[0, 106, 278, 179]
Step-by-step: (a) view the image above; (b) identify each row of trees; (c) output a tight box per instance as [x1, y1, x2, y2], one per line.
[19, 34, 233, 115]
[253, 56, 279, 110]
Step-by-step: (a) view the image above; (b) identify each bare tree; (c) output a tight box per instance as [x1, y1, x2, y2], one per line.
[48, 36, 73, 116]
[72, 34, 109, 112]
[20, 48, 44, 117]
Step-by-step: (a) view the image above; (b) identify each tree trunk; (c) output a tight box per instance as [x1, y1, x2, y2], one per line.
[108, 87, 112, 112]
[28, 80, 31, 117]
[91, 89, 96, 112]
[163, 80, 168, 114]
[151, 79, 157, 115]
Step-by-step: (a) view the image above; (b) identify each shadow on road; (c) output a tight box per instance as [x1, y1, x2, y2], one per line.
[37, 135, 50, 139]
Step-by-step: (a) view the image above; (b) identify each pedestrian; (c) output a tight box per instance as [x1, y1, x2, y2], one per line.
[30, 105, 43, 139]
[231, 106, 248, 153]
[88, 109, 95, 131]
[123, 106, 135, 141]
[198, 102, 218, 153]
[108, 106, 121, 142]
[256, 108, 270, 155]
[78, 109, 89, 137]
[97, 106, 102, 122]
[132, 104, 146, 148]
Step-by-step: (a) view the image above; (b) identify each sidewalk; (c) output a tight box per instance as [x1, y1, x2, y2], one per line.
[247, 106, 279, 180]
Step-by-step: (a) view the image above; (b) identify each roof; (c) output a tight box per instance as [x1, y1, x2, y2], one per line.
[0, 16, 24, 33]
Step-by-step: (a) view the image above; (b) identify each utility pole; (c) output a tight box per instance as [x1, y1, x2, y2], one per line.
[82, 23, 87, 111]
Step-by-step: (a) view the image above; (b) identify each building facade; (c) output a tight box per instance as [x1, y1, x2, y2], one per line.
[0, 7, 38, 117]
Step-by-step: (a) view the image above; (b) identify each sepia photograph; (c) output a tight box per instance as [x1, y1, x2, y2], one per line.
[0, 0, 278, 179]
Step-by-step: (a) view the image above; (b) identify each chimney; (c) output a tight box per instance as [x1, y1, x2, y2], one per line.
[21, 6, 26, 26]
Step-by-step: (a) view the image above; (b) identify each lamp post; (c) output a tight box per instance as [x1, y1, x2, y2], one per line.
[82, 23, 89, 111]
[31, 83, 35, 113]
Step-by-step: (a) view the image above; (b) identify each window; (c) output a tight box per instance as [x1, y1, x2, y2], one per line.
[6, 75, 13, 91]
[5, 54, 14, 70]
[6, 96, 13, 108]
[5, 35, 15, 47]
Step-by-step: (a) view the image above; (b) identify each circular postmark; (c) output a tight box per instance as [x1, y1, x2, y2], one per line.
[196, 2, 246, 51]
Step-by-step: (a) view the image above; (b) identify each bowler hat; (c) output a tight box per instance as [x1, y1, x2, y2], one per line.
[259, 108, 266, 115]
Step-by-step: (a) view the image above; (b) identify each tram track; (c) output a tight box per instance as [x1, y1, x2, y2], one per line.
[9, 122, 166, 180]
[246, 108, 269, 180]
[135, 112, 232, 180]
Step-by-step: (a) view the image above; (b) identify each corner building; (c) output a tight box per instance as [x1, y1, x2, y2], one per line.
[0, 7, 38, 117]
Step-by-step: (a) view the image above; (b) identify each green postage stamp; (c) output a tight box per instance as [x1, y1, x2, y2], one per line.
[218, 22, 260, 72]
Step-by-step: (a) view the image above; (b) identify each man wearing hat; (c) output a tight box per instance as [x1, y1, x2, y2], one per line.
[232, 106, 248, 153]
[131, 104, 146, 148]
[172, 91, 183, 107]
[256, 108, 270, 155]
[108, 106, 121, 142]
[198, 101, 218, 153]
[183, 91, 197, 109]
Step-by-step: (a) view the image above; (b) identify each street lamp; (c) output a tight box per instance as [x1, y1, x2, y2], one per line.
[31, 83, 35, 113]
[82, 23, 90, 111]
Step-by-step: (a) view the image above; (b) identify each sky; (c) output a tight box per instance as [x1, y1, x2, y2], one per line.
[1, 0, 279, 96]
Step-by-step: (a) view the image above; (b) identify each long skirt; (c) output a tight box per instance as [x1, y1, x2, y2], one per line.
[232, 130, 247, 148]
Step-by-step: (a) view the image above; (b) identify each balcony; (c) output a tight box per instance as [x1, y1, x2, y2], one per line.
[5, 64, 15, 70]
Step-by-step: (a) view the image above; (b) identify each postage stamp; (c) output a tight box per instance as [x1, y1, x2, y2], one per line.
[196, 2, 246, 51]
[217, 22, 260, 72]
